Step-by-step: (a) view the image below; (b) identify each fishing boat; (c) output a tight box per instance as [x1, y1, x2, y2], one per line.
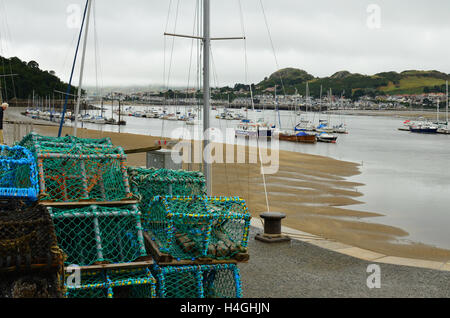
[316, 132, 338, 143]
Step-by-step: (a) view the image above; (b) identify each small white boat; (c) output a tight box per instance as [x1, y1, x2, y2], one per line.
[333, 123, 348, 134]
[437, 125, 450, 134]
[398, 120, 412, 131]
[316, 132, 338, 143]
[235, 120, 258, 138]
[185, 118, 195, 126]
[409, 122, 438, 134]
[316, 120, 334, 133]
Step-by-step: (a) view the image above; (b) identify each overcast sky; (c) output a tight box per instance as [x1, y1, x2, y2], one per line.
[0, 0, 449, 89]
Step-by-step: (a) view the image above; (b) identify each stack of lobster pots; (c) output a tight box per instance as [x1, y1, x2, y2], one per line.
[0, 132, 251, 298]
[0, 144, 65, 298]
[128, 167, 251, 298]
[17, 133, 156, 298]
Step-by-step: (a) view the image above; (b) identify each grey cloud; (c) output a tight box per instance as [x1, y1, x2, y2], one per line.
[0, 0, 448, 87]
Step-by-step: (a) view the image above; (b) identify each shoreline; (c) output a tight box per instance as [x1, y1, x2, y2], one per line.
[25, 122, 450, 263]
[327, 109, 447, 121]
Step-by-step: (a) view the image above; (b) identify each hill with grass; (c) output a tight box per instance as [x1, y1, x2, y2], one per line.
[0, 55, 79, 101]
[255, 68, 450, 99]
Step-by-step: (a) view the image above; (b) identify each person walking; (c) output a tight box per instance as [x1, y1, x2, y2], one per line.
[0, 102, 8, 144]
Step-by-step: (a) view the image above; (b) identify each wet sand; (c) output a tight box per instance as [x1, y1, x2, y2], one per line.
[25, 122, 450, 263]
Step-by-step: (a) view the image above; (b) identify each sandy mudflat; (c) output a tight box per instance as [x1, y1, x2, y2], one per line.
[27, 123, 450, 262]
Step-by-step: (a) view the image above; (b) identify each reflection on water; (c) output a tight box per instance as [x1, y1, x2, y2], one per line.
[83, 106, 450, 249]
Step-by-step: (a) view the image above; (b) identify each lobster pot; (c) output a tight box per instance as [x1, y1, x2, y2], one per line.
[0, 145, 39, 201]
[0, 271, 64, 298]
[128, 167, 206, 209]
[48, 205, 147, 266]
[142, 196, 251, 260]
[152, 264, 242, 298]
[65, 267, 156, 299]
[19, 133, 114, 149]
[19, 133, 132, 203]
[0, 201, 64, 271]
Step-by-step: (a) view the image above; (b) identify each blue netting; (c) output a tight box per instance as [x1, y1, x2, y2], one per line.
[0, 145, 39, 201]
[18, 133, 133, 203]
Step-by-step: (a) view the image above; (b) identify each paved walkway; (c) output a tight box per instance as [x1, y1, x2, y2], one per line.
[240, 225, 450, 298]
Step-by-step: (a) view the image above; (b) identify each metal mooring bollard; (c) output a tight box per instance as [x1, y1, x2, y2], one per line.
[255, 212, 291, 243]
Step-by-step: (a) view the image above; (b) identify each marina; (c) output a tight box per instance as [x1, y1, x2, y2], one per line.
[11, 104, 450, 253]
[0, 0, 449, 303]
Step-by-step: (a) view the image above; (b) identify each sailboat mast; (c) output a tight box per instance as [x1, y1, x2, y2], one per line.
[275, 85, 281, 128]
[319, 85, 322, 121]
[73, 0, 93, 137]
[203, 0, 212, 195]
[446, 80, 448, 125]
[437, 98, 439, 123]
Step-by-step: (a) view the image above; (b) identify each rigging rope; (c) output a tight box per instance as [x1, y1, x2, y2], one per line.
[163, 0, 173, 90]
[259, 0, 286, 98]
[161, 0, 180, 143]
[58, 0, 90, 138]
[237, 0, 252, 207]
[237, 0, 272, 214]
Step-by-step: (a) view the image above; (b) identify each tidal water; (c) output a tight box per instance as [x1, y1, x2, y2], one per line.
[83, 106, 450, 250]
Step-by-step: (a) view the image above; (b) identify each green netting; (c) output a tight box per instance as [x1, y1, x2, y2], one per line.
[65, 267, 156, 299]
[0, 201, 64, 271]
[128, 167, 206, 210]
[142, 196, 251, 260]
[48, 205, 147, 266]
[19, 133, 114, 149]
[152, 264, 242, 298]
[0, 145, 39, 201]
[18, 133, 132, 203]
[65, 270, 108, 298]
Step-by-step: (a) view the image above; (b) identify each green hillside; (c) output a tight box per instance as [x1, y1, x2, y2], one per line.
[0, 55, 79, 101]
[256, 68, 450, 98]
